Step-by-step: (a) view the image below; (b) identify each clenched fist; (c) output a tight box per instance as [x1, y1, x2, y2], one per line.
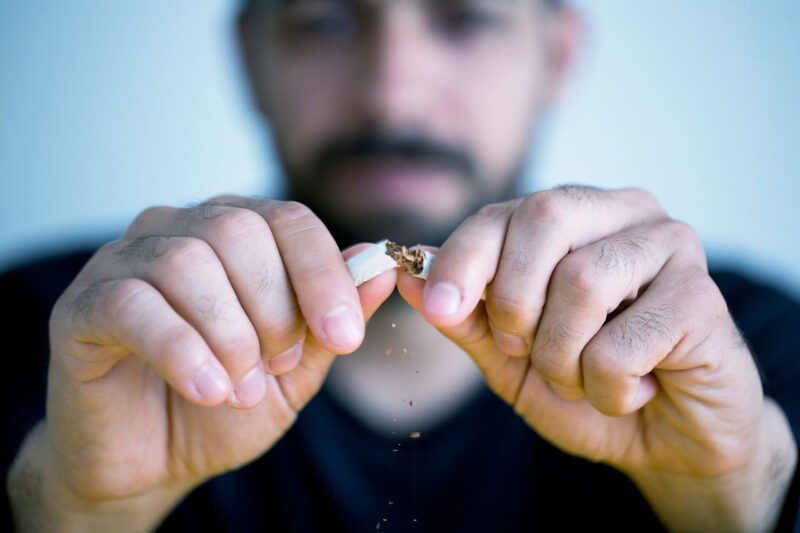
[397, 185, 797, 531]
[9, 197, 396, 531]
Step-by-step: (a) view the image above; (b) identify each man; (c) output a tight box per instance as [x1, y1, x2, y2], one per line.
[3, 0, 799, 530]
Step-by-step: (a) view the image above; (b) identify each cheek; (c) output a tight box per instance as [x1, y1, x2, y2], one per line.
[266, 54, 356, 174]
[441, 35, 546, 180]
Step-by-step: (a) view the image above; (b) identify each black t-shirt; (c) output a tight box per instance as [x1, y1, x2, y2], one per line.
[2, 246, 799, 532]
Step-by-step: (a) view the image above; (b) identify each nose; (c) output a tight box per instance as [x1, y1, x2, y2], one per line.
[359, 8, 441, 130]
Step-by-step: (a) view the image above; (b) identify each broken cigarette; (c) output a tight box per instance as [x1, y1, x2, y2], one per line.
[346, 240, 486, 300]
[346, 240, 399, 286]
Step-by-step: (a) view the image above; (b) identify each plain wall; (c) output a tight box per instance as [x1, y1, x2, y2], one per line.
[1, 0, 798, 296]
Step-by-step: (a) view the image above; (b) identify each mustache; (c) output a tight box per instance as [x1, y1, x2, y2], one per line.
[312, 131, 478, 183]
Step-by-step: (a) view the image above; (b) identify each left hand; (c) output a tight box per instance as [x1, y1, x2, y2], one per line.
[397, 185, 796, 528]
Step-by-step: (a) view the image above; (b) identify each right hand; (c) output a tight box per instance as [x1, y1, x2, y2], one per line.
[32, 197, 396, 521]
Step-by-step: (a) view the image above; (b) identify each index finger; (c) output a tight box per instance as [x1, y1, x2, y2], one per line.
[258, 200, 366, 354]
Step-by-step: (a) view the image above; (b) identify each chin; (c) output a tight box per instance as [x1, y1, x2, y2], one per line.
[288, 180, 490, 248]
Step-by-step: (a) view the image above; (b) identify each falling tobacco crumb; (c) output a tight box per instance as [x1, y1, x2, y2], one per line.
[401, 347, 408, 355]
[386, 241, 426, 275]
[415, 370, 420, 374]
[409, 431, 421, 439]
[385, 347, 393, 357]
[388, 501, 394, 506]
[391, 322, 396, 328]
[409, 400, 413, 406]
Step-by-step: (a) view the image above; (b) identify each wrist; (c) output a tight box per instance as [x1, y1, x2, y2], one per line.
[626, 398, 797, 532]
[7, 420, 192, 532]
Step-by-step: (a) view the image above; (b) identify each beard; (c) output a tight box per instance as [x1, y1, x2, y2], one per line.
[274, 128, 528, 248]
[286, 168, 524, 248]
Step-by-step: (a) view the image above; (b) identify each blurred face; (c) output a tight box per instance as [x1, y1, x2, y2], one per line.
[239, 0, 573, 245]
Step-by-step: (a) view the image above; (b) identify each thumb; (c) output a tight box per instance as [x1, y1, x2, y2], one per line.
[397, 268, 525, 402]
[272, 244, 396, 410]
[397, 268, 639, 466]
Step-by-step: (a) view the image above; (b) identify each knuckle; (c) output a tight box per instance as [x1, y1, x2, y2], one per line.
[486, 293, 535, 334]
[665, 219, 705, 258]
[269, 200, 314, 224]
[53, 281, 106, 341]
[530, 322, 582, 383]
[158, 237, 215, 273]
[627, 186, 655, 203]
[475, 201, 510, 220]
[554, 255, 602, 303]
[590, 234, 648, 275]
[680, 267, 722, 310]
[80, 240, 120, 275]
[203, 194, 239, 206]
[175, 203, 228, 228]
[529, 349, 567, 384]
[209, 207, 268, 241]
[113, 235, 170, 264]
[681, 266, 711, 293]
[534, 321, 581, 353]
[581, 354, 630, 415]
[700, 278, 727, 318]
[665, 219, 696, 242]
[609, 303, 679, 358]
[626, 187, 664, 216]
[221, 330, 261, 364]
[262, 317, 306, 353]
[554, 183, 603, 204]
[520, 191, 568, 226]
[68, 281, 104, 318]
[582, 339, 622, 383]
[204, 195, 272, 212]
[97, 239, 123, 255]
[125, 206, 171, 237]
[106, 278, 154, 322]
[266, 306, 305, 337]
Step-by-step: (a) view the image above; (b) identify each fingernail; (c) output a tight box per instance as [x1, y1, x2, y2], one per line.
[193, 363, 230, 402]
[267, 340, 304, 375]
[491, 329, 530, 356]
[230, 366, 267, 408]
[423, 282, 462, 318]
[322, 306, 362, 351]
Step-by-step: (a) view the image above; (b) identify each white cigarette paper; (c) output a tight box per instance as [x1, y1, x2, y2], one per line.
[346, 239, 398, 285]
[346, 240, 486, 300]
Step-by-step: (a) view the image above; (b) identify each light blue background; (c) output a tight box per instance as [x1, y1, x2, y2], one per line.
[1, 1, 799, 296]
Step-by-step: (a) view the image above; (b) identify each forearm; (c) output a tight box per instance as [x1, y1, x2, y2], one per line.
[628, 398, 797, 532]
[7, 421, 191, 533]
